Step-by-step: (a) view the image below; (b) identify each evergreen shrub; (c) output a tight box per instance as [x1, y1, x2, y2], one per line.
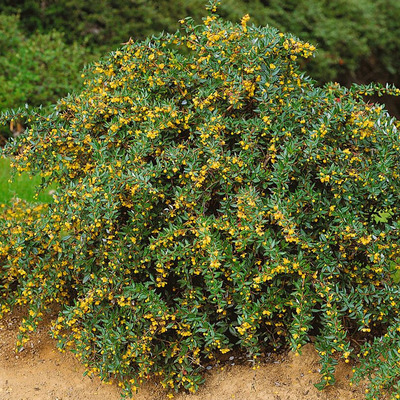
[0, 13, 88, 111]
[1, 3, 400, 399]
[0, 13, 89, 141]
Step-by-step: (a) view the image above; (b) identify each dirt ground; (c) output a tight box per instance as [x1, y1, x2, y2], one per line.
[0, 310, 368, 400]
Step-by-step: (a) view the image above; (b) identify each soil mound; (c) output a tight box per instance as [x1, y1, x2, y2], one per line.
[0, 311, 366, 400]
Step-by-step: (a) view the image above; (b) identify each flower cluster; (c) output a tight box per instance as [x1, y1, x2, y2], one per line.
[1, 3, 400, 399]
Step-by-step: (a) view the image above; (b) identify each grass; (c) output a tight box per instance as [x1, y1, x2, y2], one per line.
[0, 156, 56, 204]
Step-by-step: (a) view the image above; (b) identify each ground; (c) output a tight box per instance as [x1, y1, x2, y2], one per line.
[0, 310, 367, 400]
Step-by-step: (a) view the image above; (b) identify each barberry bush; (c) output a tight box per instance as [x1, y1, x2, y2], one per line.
[1, 3, 400, 398]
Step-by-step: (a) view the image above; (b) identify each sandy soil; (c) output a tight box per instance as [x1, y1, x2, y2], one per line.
[0, 310, 368, 400]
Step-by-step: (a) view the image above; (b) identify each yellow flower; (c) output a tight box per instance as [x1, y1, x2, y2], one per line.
[241, 14, 250, 33]
[220, 348, 230, 354]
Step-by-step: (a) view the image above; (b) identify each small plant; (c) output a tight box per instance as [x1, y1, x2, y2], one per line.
[1, 2, 400, 398]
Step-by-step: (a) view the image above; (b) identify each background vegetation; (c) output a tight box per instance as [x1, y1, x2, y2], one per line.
[0, 13, 88, 111]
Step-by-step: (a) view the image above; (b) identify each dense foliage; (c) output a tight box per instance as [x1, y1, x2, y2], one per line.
[2, 5, 400, 399]
[0, 14, 88, 111]
[256, 0, 400, 85]
[2, 0, 400, 95]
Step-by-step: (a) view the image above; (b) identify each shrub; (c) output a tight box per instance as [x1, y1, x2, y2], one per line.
[0, 13, 90, 142]
[0, 13, 88, 111]
[2, 0, 400, 98]
[1, 4, 400, 399]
